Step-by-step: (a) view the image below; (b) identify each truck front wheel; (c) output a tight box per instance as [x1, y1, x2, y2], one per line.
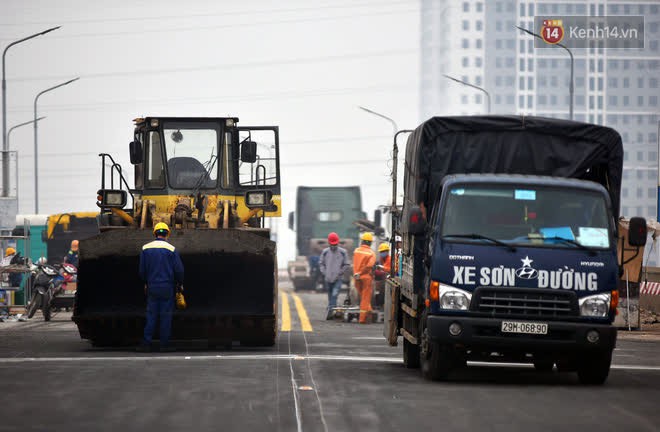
[577, 350, 612, 385]
[420, 328, 453, 381]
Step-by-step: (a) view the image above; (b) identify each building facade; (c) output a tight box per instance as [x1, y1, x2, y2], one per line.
[421, 0, 660, 225]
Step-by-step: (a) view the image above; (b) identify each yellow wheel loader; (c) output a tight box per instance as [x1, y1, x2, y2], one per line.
[72, 117, 281, 347]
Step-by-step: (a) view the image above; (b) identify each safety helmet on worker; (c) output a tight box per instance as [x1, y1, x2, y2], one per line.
[378, 243, 390, 253]
[5, 247, 15, 257]
[360, 232, 374, 243]
[153, 222, 170, 237]
[327, 232, 340, 246]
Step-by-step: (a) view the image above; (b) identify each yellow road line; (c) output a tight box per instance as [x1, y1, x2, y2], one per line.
[280, 292, 291, 332]
[292, 294, 313, 332]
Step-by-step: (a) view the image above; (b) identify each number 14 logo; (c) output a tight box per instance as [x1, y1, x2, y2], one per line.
[541, 19, 564, 44]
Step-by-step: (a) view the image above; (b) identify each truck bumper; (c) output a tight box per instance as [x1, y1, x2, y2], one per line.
[426, 315, 616, 353]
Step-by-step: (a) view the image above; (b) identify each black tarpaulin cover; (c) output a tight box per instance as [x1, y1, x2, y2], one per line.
[403, 115, 623, 227]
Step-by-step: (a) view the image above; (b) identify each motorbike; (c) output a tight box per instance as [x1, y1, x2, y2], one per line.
[26, 262, 77, 321]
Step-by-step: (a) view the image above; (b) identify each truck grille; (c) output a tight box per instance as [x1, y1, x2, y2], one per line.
[471, 287, 578, 318]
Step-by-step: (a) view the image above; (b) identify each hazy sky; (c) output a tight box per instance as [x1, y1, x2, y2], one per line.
[2, 0, 421, 266]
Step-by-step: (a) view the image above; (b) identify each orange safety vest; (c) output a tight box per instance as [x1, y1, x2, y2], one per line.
[353, 244, 376, 277]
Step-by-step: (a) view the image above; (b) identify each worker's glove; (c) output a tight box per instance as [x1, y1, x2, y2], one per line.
[353, 273, 361, 280]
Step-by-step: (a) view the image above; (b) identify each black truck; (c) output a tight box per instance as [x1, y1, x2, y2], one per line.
[384, 116, 647, 384]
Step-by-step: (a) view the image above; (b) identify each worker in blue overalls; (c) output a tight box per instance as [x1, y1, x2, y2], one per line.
[137, 222, 184, 353]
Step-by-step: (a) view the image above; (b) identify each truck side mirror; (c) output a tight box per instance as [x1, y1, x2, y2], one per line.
[408, 205, 427, 235]
[288, 212, 295, 231]
[240, 140, 258, 163]
[628, 217, 647, 247]
[129, 141, 143, 164]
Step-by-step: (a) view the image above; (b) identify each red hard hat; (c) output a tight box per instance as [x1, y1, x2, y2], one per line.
[327, 232, 339, 245]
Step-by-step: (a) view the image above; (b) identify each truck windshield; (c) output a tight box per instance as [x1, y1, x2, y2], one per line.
[439, 184, 612, 249]
[163, 121, 219, 189]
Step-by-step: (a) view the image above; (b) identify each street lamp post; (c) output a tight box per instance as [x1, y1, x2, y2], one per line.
[2, 26, 60, 197]
[358, 106, 398, 205]
[443, 74, 491, 114]
[7, 116, 45, 149]
[33, 77, 79, 213]
[358, 106, 397, 136]
[358, 106, 413, 262]
[516, 25, 574, 120]
[8, 116, 46, 201]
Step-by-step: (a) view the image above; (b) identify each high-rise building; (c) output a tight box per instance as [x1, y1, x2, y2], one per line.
[421, 0, 660, 223]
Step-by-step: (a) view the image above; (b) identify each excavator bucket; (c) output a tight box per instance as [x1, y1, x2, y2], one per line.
[72, 228, 277, 347]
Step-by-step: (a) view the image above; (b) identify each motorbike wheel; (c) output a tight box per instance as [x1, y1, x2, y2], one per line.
[26, 293, 41, 319]
[43, 294, 52, 321]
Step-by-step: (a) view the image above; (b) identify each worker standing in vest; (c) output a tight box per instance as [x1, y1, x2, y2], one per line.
[352, 232, 377, 324]
[137, 222, 184, 352]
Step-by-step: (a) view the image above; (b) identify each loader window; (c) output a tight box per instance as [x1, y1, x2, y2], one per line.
[145, 131, 165, 188]
[163, 122, 219, 189]
[238, 130, 278, 187]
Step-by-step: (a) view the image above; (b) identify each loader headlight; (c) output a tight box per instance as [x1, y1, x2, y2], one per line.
[439, 284, 472, 310]
[579, 293, 610, 317]
[96, 189, 127, 208]
[245, 190, 272, 208]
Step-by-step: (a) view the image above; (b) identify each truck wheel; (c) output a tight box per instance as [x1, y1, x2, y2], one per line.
[403, 339, 420, 369]
[420, 328, 453, 381]
[533, 357, 555, 373]
[577, 350, 612, 385]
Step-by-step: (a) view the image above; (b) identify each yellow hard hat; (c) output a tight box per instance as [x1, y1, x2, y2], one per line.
[153, 222, 170, 236]
[360, 232, 374, 242]
[5, 247, 16, 257]
[378, 243, 390, 252]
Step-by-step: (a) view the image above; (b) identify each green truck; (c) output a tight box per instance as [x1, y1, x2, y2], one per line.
[287, 186, 365, 291]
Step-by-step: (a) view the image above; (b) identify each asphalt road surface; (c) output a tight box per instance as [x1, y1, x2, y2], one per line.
[1, 284, 660, 432]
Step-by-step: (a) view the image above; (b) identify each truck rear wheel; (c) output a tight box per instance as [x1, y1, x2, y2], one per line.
[403, 339, 420, 369]
[577, 350, 612, 385]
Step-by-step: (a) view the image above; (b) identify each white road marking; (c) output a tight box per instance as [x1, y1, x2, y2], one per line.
[0, 355, 658, 371]
[351, 337, 384, 340]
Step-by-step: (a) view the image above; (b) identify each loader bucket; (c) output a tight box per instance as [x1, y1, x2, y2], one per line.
[72, 228, 277, 347]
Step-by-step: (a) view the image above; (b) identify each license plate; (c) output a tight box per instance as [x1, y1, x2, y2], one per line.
[501, 320, 548, 335]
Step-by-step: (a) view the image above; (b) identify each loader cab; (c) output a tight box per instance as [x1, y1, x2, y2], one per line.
[127, 117, 281, 218]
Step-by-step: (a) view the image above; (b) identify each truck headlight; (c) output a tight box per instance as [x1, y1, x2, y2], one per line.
[579, 293, 610, 317]
[439, 284, 472, 310]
